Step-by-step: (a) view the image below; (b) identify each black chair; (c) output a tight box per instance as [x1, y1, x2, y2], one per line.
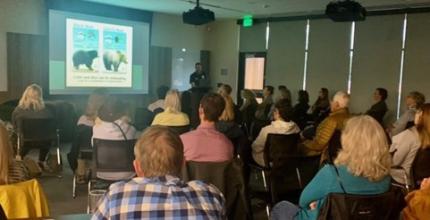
[249, 133, 320, 217]
[327, 129, 342, 164]
[17, 118, 60, 165]
[181, 158, 250, 220]
[87, 138, 137, 212]
[318, 191, 399, 220]
[168, 125, 191, 135]
[70, 125, 93, 198]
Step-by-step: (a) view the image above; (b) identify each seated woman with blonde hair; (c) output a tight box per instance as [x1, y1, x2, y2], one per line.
[272, 115, 392, 220]
[0, 124, 30, 185]
[151, 89, 190, 126]
[11, 84, 55, 169]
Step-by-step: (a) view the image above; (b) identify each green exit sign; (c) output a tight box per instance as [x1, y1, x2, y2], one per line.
[243, 15, 253, 27]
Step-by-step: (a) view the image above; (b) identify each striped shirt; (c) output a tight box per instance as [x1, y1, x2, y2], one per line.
[92, 175, 225, 220]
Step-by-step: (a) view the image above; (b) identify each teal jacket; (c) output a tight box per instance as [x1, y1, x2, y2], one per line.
[296, 165, 391, 220]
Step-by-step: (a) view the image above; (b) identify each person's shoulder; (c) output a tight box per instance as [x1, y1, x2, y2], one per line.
[393, 128, 418, 143]
[187, 180, 223, 197]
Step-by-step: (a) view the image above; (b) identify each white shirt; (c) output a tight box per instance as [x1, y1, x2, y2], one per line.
[147, 99, 165, 112]
[77, 115, 95, 127]
[252, 120, 301, 166]
[390, 127, 421, 185]
[92, 118, 139, 180]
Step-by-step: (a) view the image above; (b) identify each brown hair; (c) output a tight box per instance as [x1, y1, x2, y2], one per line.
[416, 103, 430, 149]
[134, 126, 184, 177]
[200, 93, 225, 122]
[408, 91, 426, 108]
[85, 88, 108, 121]
[0, 125, 13, 184]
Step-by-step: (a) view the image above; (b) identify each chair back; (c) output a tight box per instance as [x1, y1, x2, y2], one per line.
[168, 125, 190, 135]
[92, 139, 136, 173]
[318, 191, 398, 220]
[327, 130, 342, 163]
[264, 133, 300, 168]
[19, 118, 58, 142]
[0, 179, 50, 219]
[181, 158, 249, 220]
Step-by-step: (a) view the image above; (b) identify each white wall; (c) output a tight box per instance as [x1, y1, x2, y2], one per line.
[0, 0, 47, 92]
[204, 20, 240, 101]
[151, 13, 208, 50]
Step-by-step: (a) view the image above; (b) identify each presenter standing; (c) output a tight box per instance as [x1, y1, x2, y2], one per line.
[189, 62, 210, 88]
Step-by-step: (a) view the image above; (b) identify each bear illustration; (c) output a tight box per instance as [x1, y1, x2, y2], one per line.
[103, 50, 128, 72]
[72, 50, 98, 71]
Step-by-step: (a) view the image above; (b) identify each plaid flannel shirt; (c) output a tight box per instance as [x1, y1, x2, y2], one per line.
[92, 175, 226, 220]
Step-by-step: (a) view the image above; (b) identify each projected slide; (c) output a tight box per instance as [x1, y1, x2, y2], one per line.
[66, 19, 133, 88]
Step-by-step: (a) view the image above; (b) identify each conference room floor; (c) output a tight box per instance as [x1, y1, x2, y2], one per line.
[34, 143, 87, 217]
[33, 143, 268, 219]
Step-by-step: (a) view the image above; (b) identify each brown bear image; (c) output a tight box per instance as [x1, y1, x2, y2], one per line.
[103, 50, 128, 72]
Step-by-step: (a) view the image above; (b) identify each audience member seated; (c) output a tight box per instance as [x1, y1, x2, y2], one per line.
[147, 85, 169, 113]
[0, 124, 30, 184]
[302, 91, 350, 158]
[77, 88, 108, 127]
[93, 126, 225, 219]
[215, 93, 244, 146]
[252, 99, 300, 166]
[255, 85, 274, 121]
[402, 177, 430, 220]
[277, 85, 292, 104]
[310, 88, 330, 125]
[151, 89, 190, 126]
[11, 84, 55, 169]
[366, 88, 388, 125]
[390, 91, 425, 137]
[68, 88, 108, 173]
[271, 115, 392, 220]
[239, 89, 258, 133]
[218, 83, 241, 124]
[93, 97, 138, 180]
[293, 90, 310, 129]
[181, 93, 234, 162]
[390, 103, 430, 185]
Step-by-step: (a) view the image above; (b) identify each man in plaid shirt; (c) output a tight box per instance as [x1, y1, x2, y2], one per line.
[92, 126, 226, 219]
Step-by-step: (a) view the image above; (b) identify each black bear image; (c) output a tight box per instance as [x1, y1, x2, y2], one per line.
[72, 50, 98, 71]
[103, 50, 128, 72]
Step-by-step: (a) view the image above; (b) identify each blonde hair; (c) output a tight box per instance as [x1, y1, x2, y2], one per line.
[218, 84, 232, 96]
[416, 103, 430, 149]
[0, 125, 13, 185]
[219, 94, 235, 121]
[85, 89, 108, 120]
[164, 90, 181, 113]
[335, 115, 391, 182]
[134, 126, 184, 177]
[18, 84, 45, 111]
[332, 91, 350, 108]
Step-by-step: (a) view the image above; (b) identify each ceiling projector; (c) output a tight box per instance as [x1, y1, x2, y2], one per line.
[183, 0, 215, 25]
[326, 0, 366, 22]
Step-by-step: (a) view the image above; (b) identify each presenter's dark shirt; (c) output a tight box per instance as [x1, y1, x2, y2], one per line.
[189, 71, 208, 87]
